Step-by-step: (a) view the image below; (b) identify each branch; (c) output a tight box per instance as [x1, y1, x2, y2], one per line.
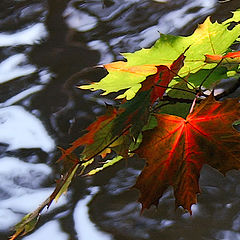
[160, 77, 240, 104]
[155, 84, 196, 95]
[161, 95, 201, 103]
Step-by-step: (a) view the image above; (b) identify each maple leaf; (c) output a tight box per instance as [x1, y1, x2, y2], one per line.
[10, 152, 81, 240]
[87, 155, 123, 175]
[140, 51, 185, 103]
[79, 10, 240, 99]
[10, 10, 240, 240]
[60, 53, 186, 164]
[134, 94, 240, 214]
[10, 109, 125, 239]
[159, 81, 195, 118]
[205, 50, 240, 69]
[58, 107, 118, 161]
[112, 52, 186, 142]
[113, 91, 151, 138]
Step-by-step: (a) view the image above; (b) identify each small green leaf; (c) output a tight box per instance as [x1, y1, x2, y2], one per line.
[54, 164, 80, 202]
[88, 156, 123, 175]
[233, 119, 240, 127]
[10, 213, 39, 240]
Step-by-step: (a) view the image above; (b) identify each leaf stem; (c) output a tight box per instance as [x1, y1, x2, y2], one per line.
[167, 69, 197, 90]
[152, 96, 202, 113]
[189, 97, 198, 114]
[83, 125, 131, 162]
[161, 96, 201, 103]
[189, 92, 202, 114]
[199, 58, 224, 90]
[155, 84, 196, 95]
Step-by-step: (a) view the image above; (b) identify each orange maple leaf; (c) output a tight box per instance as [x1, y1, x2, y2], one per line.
[134, 95, 240, 214]
[205, 50, 240, 66]
[104, 61, 158, 76]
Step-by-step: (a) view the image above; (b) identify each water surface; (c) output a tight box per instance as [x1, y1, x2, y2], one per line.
[1, 0, 240, 239]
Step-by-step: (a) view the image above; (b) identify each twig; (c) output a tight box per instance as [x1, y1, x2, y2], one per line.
[199, 58, 224, 90]
[155, 84, 196, 95]
[152, 96, 201, 113]
[161, 95, 201, 103]
[82, 125, 131, 162]
[167, 68, 197, 90]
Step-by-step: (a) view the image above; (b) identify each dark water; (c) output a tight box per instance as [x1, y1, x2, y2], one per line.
[1, 0, 240, 239]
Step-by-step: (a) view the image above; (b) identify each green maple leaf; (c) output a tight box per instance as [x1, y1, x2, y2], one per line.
[159, 81, 195, 118]
[80, 10, 240, 99]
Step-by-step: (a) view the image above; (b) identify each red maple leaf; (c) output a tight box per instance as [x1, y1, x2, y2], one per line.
[58, 107, 118, 161]
[134, 95, 240, 213]
[140, 52, 186, 103]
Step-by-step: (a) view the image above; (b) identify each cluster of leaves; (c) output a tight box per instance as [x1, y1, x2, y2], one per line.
[11, 10, 240, 239]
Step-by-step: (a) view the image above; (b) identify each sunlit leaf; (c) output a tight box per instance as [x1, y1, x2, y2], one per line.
[134, 95, 240, 213]
[54, 164, 79, 202]
[79, 10, 240, 99]
[88, 156, 123, 175]
[10, 213, 39, 240]
[205, 50, 240, 69]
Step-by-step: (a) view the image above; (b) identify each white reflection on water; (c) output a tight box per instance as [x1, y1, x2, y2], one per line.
[157, 0, 216, 32]
[138, 0, 217, 48]
[88, 40, 114, 64]
[81, 0, 217, 63]
[23, 220, 68, 240]
[216, 230, 240, 240]
[0, 85, 44, 108]
[0, 157, 67, 230]
[73, 187, 112, 240]
[0, 105, 55, 152]
[0, 157, 52, 192]
[0, 23, 47, 47]
[64, 7, 97, 32]
[0, 54, 36, 84]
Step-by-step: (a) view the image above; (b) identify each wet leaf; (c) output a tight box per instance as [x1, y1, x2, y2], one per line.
[58, 107, 118, 161]
[205, 50, 240, 69]
[134, 95, 240, 213]
[10, 213, 39, 240]
[88, 155, 123, 175]
[140, 51, 186, 103]
[54, 164, 79, 202]
[80, 10, 240, 99]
